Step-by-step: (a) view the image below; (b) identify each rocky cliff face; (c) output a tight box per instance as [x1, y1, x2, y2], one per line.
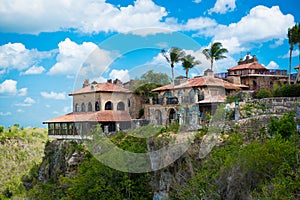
[23, 140, 85, 190]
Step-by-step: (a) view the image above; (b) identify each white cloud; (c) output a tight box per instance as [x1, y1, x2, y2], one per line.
[0, 42, 50, 73]
[109, 69, 130, 82]
[17, 109, 24, 113]
[41, 91, 66, 100]
[208, 0, 236, 14]
[266, 61, 280, 69]
[24, 97, 36, 104]
[0, 0, 170, 35]
[280, 49, 299, 58]
[183, 17, 217, 31]
[22, 65, 45, 75]
[0, 112, 12, 116]
[193, 0, 202, 3]
[0, 79, 27, 96]
[18, 88, 28, 96]
[15, 97, 35, 107]
[48, 38, 114, 76]
[63, 106, 72, 113]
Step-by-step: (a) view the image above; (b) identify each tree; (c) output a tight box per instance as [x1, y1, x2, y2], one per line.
[202, 42, 228, 71]
[181, 54, 201, 78]
[161, 47, 185, 84]
[140, 70, 170, 85]
[287, 25, 298, 84]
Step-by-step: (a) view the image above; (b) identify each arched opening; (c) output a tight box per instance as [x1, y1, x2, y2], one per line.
[105, 101, 113, 110]
[155, 110, 162, 125]
[253, 80, 257, 90]
[127, 99, 131, 107]
[75, 104, 80, 112]
[189, 89, 195, 103]
[198, 90, 204, 101]
[88, 102, 92, 111]
[168, 108, 176, 124]
[117, 102, 125, 110]
[163, 91, 172, 97]
[95, 101, 100, 111]
[81, 103, 86, 112]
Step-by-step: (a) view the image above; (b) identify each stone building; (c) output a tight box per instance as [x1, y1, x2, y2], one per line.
[144, 69, 242, 129]
[43, 79, 142, 137]
[215, 54, 288, 90]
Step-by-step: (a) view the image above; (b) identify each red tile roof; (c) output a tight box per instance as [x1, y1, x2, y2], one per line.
[151, 76, 241, 92]
[294, 65, 300, 69]
[43, 110, 131, 123]
[228, 62, 267, 71]
[69, 82, 131, 95]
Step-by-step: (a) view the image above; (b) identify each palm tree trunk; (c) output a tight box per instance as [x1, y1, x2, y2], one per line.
[186, 69, 188, 78]
[171, 64, 174, 85]
[289, 47, 293, 84]
[211, 59, 213, 71]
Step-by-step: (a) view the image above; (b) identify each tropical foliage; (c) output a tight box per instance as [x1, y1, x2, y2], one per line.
[202, 42, 228, 71]
[161, 47, 185, 84]
[181, 54, 200, 78]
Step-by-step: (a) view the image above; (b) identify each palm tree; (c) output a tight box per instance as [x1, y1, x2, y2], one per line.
[181, 54, 201, 78]
[161, 47, 185, 84]
[293, 23, 300, 84]
[202, 42, 228, 71]
[287, 25, 298, 84]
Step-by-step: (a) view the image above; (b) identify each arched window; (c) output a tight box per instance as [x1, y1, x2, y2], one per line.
[128, 99, 131, 107]
[117, 102, 125, 110]
[105, 101, 113, 110]
[95, 101, 100, 111]
[88, 102, 92, 111]
[75, 104, 80, 112]
[81, 103, 86, 112]
[163, 91, 172, 97]
[189, 89, 195, 103]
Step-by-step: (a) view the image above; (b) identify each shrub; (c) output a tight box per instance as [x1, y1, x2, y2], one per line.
[253, 88, 272, 99]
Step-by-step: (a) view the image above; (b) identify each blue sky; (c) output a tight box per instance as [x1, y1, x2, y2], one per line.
[0, 0, 299, 127]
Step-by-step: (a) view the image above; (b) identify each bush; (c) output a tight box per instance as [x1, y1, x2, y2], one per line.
[253, 88, 273, 99]
[269, 112, 297, 138]
[273, 84, 300, 97]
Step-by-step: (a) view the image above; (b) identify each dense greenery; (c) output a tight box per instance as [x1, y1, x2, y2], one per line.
[253, 84, 300, 98]
[171, 113, 299, 199]
[0, 124, 47, 199]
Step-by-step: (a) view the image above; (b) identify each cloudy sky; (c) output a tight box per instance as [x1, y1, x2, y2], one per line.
[0, 0, 299, 127]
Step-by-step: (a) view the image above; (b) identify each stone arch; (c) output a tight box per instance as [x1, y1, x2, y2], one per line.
[81, 103, 86, 112]
[95, 101, 100, 111]
[88, 102, 92, 111]
[105, 101, 113, 110]
[154, 109, 162, 125]
[75, 104, 80, 112]
[168, 108, 177, 124]
[117, 101, 125, 110]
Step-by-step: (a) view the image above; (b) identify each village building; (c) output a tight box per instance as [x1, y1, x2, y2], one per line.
[144, 69, 243, 129]
[43, 79, 142, 138]
[215, 54, 288, 90]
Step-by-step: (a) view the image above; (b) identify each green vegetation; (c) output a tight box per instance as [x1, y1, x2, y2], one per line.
[202, 42, 228, 71]
[253, 84, 300, 99]
[0, 124, 47, 199]
[171, 114, 299, 199]
[269, 112, 297, 138]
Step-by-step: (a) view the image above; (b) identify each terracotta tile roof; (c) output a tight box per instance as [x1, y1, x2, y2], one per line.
[151, 84, 174, 92]
[228, 62, 267, 71]
[43, 110, 131, 123]
[69, 82, 131, 95]
[197, 95, 226, 104]
[151, 76, 241, 92]
[294, 65, 300, 69]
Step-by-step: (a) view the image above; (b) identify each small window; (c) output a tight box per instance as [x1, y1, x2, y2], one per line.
[81, 103, 86, 112]
[95, 101, 100, 111]
[105, 101, 113, 110]
[128, 99, 130, 107]
[189, 89, 195, 103]
[88, 102, 92, 111]
[117, 102, 125, 110]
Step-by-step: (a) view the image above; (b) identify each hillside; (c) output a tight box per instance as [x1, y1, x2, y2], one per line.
[0, 125, 47, 199]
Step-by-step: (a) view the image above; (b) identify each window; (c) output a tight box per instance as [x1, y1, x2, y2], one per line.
[117, 102, 125, 110]
[163, 91, 172, 97]
[88, 102, 92, 111]
[105, 101, 113, 110]
[81, 103, 86, 112]
[128, 99, 131, 107]
[75, 104, 80, 112]
[189, 89, 195, 103]
[95, 101, 100, 111]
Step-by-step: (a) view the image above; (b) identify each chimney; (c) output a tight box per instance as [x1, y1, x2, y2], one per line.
[82, 79, 90, 88]
[204, 69, 213, 77]
[107, 79, 112, 83]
